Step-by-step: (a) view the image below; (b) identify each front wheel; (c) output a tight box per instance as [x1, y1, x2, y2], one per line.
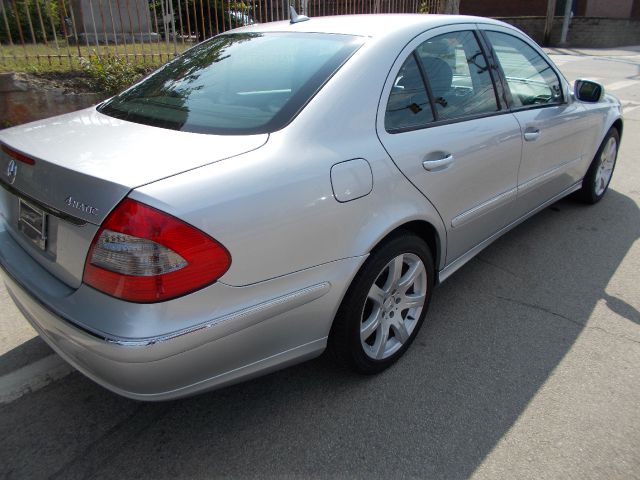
[328, 232, 434, 374]
[578, 128, 620, 204]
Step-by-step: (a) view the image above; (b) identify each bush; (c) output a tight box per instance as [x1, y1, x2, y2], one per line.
[79, 54, 143, 95]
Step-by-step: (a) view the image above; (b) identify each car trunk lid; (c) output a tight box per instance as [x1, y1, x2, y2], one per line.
[0, 107, 268, 288]
[0, 108, 268, 224]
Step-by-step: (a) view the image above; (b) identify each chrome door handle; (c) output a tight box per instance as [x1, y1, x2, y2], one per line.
[422, 154, 454, 171]
[524, 128, 540, 142]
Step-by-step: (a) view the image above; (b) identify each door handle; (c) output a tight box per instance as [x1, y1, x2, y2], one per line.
[422, 154, 454, 171]
[524, 128, 540, 142]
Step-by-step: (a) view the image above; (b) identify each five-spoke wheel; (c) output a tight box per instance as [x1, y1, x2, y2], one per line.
[579, 128, 620, 204]
[329, 232, 434, 373]
[360, 253, 427, 360]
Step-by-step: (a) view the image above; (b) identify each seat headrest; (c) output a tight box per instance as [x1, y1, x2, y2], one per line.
[422, 57, 453, 99]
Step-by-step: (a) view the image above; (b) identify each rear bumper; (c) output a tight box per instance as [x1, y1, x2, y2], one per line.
[0, 229, 365, 400]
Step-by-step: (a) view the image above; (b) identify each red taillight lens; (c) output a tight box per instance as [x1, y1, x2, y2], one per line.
[83, 198, 231, 303]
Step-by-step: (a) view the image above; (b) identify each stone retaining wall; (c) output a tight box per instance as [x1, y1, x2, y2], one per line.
[0, 73, 101, 129]
[498, 16, 640, 48]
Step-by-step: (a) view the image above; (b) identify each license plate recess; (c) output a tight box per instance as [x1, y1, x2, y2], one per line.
[18, 198, 47, 250]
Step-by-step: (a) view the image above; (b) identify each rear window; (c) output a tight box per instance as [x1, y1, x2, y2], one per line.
[98, 32, 364, 135]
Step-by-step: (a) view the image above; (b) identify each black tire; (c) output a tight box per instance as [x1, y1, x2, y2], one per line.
[578, 128, 620, 204]
[328, 231, 435, 374]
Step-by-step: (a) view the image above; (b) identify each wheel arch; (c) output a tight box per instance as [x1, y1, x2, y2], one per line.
[611, 118, 623, 139]
[327, 218, 440, 368]
[394, 220, 442, 277]
[331, 217, 445, 326]
[368, 219, 444, 282]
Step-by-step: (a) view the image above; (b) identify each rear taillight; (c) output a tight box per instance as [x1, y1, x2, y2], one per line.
[1, 144, 36, 165]
[83, 198, 231, 303]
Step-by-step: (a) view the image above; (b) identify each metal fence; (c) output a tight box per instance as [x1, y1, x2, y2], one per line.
[0, 0, 442, 69]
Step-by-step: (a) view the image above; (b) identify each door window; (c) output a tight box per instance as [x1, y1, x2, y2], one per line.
[485, 31, 563, 108]
[385, 55, 435, 131]
[416, 31, 499, 121]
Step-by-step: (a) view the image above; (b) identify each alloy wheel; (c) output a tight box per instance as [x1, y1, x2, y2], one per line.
[360, 253, 428, 360]
[594, 136, 617, 196]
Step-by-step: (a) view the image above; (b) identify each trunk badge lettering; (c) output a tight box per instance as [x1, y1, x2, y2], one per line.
[6, 160, 17, 185]
[65, 196, 99, 216]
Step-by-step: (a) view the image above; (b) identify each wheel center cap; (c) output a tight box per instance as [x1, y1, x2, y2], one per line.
[384, 297, 395, 310]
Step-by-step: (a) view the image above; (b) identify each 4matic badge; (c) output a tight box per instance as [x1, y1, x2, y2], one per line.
[65, 196, 99, 216]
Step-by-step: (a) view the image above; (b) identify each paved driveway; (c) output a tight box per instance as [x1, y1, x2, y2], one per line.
[1, 47, 639, 480]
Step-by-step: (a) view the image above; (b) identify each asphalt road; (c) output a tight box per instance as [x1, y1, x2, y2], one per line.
[1, 47, 639, 480]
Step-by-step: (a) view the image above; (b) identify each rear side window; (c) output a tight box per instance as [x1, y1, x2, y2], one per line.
[98, 33, 364, 135]
[485, 31, 563, 108]
[385, 55, 435, 131]
[385, 30, 499, 132]
[416, 31, 499, 121]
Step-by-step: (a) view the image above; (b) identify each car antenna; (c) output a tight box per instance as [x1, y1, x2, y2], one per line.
[289, 4, 310, 24]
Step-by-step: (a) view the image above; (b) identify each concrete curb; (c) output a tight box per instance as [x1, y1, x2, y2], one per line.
[0, 354, 73, 404]
[544, 46, 640, 57]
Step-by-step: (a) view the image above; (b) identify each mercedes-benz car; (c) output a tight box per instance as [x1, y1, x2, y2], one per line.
[0, 14, 622, 400]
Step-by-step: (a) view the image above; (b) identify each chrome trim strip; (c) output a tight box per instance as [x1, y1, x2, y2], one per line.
[8, 266, 329, 400]
[518, 156, 582, 195]
[107, 282, 332, 348]
[1, 249, 331, 357]
[438, 181, 582, 283]
[0, 177, 87, 226]
[451, 187, 517, 229]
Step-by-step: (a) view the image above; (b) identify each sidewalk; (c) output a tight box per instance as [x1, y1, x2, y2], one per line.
[0, 281, 73, 403]
[544, 45, 640, 57]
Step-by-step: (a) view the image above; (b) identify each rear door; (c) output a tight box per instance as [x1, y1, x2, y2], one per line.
[377, 25, 523, 264]
[480, 26, 593, 218]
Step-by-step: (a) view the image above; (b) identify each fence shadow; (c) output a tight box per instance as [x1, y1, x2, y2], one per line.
[1, 188, 638, 479]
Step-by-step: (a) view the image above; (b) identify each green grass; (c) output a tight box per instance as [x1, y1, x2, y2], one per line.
[0, 40, 192, 73]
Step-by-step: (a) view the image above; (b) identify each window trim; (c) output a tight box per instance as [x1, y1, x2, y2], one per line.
[475, 29, 510, 111]
[413, 51, 439, 121]
[478, 29, 566, 112]
[386, 108, 513, 134]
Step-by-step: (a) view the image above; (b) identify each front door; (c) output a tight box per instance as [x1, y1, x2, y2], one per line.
[482, 27, 593, 217]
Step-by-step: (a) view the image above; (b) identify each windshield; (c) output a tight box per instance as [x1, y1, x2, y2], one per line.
[98, 32, 364, 135]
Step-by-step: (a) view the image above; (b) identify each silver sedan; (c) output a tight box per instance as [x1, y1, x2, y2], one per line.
[0, 14, 622, 400]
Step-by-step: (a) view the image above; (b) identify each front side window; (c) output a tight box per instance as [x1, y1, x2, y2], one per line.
[98, 33, 364, 135]
[485, 31, 563, 108]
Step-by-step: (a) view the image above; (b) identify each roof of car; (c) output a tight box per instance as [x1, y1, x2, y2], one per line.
[232, 14, 511, 38]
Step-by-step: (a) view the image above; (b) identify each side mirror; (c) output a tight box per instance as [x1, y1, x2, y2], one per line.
[574, 79, 604, 102]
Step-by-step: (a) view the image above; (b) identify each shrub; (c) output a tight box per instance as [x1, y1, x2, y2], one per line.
[79, 54, 143, 95]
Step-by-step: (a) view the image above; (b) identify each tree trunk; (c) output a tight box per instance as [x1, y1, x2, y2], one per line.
[543, 0, 557, 46]
[441, 0, 460, 14]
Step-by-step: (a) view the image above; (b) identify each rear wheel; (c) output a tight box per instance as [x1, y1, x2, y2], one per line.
[578, 128, 620, 204]
[329, 232, 434, 374]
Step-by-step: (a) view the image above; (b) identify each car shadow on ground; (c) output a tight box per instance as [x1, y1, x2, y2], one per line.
[1, 189, 639, 479]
